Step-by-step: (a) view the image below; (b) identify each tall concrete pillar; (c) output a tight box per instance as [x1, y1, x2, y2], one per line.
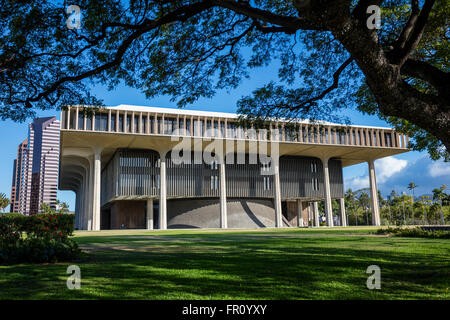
[146, 199, 154, 230]
[219, 162, 228, 228]
[87, 158, 94, 230]
[313, 201, 320, 227]
[368, 159, 381, 226]
[274, 160, 283, 228]
[159, 153, 167, 230]
[297, 199, 303, 227]
[74, 189, 80, 230]
[339, 198, 347, 227]
[321, 157, 334, 227]
[83, 168, 90, 230]
[92, 149, 102, 231]
[78, 177, 85, 230]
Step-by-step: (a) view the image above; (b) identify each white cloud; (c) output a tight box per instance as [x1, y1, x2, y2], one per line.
[344, 176, 369, 190]
[428, 161, 450, 178]
[375, 157, 408, 183]
[344, 156, 407, 191]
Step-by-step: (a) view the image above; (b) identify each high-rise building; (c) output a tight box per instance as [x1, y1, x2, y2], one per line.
[11, 117, 60, 214]
[10, 139, 28, 213]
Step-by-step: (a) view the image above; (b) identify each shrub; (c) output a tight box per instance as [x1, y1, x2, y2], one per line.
[0, 213, 81, 264]
[375, 226, 450, 239]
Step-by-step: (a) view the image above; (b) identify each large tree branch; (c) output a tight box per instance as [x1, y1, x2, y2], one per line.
[213, 0, 324, 31]
[294, 57, 353, 111]
[13, 1, 215, 107]
[401, 59, 450, 100]
[394, 0, 420, 49]
[388, 0, 435, 65]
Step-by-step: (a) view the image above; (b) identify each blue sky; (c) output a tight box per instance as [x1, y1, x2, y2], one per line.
[1, 63, 449, 211]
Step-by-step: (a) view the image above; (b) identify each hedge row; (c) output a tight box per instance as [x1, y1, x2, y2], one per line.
[375, 226, 450, 239]
[0, 213, 81, 264]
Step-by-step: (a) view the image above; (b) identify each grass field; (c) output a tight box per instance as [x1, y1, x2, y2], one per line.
[0, 227, 449, 299]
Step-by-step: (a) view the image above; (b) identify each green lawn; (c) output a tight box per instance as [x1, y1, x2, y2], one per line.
[1, 227, 449, 299]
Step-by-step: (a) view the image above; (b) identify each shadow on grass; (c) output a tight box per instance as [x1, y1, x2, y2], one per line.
[1, 231, 449, 300]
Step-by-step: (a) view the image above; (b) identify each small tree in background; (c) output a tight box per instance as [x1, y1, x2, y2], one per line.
[432, 185, 448, 224]
[408, 182, 418, 203]
[0, 193, 10, 213]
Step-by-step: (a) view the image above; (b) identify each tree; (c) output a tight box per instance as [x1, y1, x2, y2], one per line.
[0, 193, 10, 213]
[407, 182, 418, 201]
[344, 188, 358, 225]
[0, 1, 448, 159]
[432, 184, 448, 224]
[419, 195, 432, 223]
[357, 191, 371, 225]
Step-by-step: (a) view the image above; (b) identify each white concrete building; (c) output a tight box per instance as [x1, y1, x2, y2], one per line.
[59, 105, 409, 230]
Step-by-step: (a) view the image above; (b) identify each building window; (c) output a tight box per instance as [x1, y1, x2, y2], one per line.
[118, 114, 124, 132]
[126, 115, 131, 133]
[133, 115, 139, 133]
[210, 161, 218, 190]
[312, 178, 319, 191]
[78, 113, 84, 130]
[95, 113, 107, 131]
[261, 163, 271, 191]
[86, 115, 92, 131]
[186, 119, 191, 136]
[179, 119, 184, 134]
[110, 114, 116, 132]
[385, 132, 392, 147]
[142, 116, 147, 133]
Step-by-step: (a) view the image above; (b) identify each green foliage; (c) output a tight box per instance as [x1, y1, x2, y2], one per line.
[1, 1, 448, 160]
[375, 226, 450, 239]
[0, 193, 10, 213]
[0, 212, 80, 264]
[345, 186, 450, 226]
[355, 84, 449, 161]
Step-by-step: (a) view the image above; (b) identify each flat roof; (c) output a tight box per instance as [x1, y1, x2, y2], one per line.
[76, 104, 394, 130]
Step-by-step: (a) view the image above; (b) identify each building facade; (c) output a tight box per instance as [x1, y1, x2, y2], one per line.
[11, 117, 61, 214]
[59, 105, 409, 230]
[10, 139, 28, 213]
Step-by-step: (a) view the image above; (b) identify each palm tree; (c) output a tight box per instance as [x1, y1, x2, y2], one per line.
[0, 193, 10, 213]
[407, 182, 418, 202]
[358, 192, 370, 225]
[432, 185, 448, 225]
[345, 189, 357, 225]
[419, 195, 431, 224]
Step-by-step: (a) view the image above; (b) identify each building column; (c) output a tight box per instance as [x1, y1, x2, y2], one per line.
[92, 148, 102, 231]
[83, 168, 90, 230]
[87, 158, 94, 230]
[219, 162, 228, 228]
[368, 159, 381, 226]
[313, 201, 320, 227]
[321, 157, 334, 227]
[159, 152, 167, 230]
[297, 199, 303, 227]
[274, 160, 283, 228]
[339, 198, 347, 227]
[74, 189, 80, 230]
[146, 199, 154, 230]
[78, 176, 85, 230]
